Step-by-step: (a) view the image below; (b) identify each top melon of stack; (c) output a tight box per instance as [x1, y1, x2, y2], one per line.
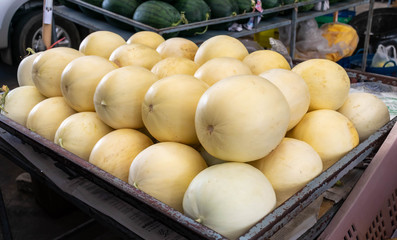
[79, 30, 126, 59]
[32, 47, 84, 97]
[194, 35, 249, 66]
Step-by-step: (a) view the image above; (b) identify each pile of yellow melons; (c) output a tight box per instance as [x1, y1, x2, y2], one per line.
[2, 30, 391, 240]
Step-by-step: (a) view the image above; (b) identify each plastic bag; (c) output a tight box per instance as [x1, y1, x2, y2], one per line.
[269, 37, 293, 68]
[321, 22, 359, 61]
[294, 19, 338, 60]
[370, 44, 397, 68]
[314, 0, 330, 11]
[280, 19, 358, 61]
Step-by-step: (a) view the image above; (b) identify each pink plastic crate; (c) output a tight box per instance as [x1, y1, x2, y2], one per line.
[318, 122, 397, 240]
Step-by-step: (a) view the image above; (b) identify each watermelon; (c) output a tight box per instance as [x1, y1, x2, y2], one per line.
[204, 0, 239, 30]
[236, 0, 253, 14]
[298, 0, 315, 12]
[133, 1, 184, 38]
[58, 0, 80, 10]
[174, 0, 211, 36]
[261, 0, 281, 20]
[79, 0, 104, 19]
[102, 0, 141, 30]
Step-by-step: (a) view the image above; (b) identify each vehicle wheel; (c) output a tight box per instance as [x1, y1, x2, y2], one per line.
[12, 10, 81, 63]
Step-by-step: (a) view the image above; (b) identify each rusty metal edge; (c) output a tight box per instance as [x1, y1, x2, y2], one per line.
[0, 115, 226, 240]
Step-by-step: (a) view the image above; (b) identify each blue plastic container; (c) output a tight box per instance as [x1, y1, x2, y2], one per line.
[337, 49, 397, 77]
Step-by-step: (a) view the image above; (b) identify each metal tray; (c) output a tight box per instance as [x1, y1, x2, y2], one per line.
[0, 69, 396, 239]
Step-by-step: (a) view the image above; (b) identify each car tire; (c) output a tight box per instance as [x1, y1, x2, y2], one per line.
[12, 9, 81, 64]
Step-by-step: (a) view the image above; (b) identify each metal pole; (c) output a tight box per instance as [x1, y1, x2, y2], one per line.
[289, 7, 298, 59]
[362, 0, 375, 71]
[42, 0, 54, 49]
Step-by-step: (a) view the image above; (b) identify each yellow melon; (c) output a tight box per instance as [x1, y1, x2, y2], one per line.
[151, 57, 199, 79]
[259, 69, 310, 130]
[242, 50, 291, 75]
[61, 55, 118, 112]
[1, 86, 46, 126]
[32, 47, 84, 97]
[287, 109, 359, 170]
[337, 92, 390, 142]
[183, 162, 276, 240]
[156, 37, 198, 60]
[94, 66, 159, 129]
[54, 112, 113, 161]
[17, 52, 41, 86]
[292, 59, 350, 111]
[127, 31, 165, 49]
[109, 43, 162, 69]
[79, 31, 126, 59]
[128, 142, 208, 212]
[195, 74, 290, 162]
[251, 137, 323, 206]
[26, 97, 76, 141]
[194, 57, 252, 86]
[89, 129, 153, 182]
[194, 35, 249, 66]
[142, 74, 209, 145]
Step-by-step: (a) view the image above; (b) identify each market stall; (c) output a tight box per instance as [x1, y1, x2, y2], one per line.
[1, 0, 397, 239]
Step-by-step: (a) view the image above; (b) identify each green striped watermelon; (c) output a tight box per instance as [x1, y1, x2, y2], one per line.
[174, 0, 211, 36]
[79, 0, 104, 19]
[204, 0, 239, 30]
[133, 1, 184, 38]
[102, 0, 141, 30]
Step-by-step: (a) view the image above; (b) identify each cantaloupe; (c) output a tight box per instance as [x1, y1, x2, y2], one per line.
[128, 142, 208, 212]
[127, 31, 165, 49]
[26, 97, 76, 141]
[156, 37, 198, 60]
[151, 57, 199, 79]
[287, 109, 359, 170]
[195, 74, 290, 162]
[194, 35, 249, 66]
[337, 92, 390, 142]
[183, 162, 276, 240]
[243, 50, 291, 75]
[54, 112, 113, 161]
[61, 55, 118, 112]
[109, 43, 162, 69]
[142, 74, 209, 145]
[259, 69, 310, 130]
[89, 129, 153, 182]
[94, 66, 159, 129]
[251, 137, 323, 206]
[194, 57, 252, 86]
[79, 30, 126, 59]
[32, 47, 84, 97]
[292, 59, 350, 111]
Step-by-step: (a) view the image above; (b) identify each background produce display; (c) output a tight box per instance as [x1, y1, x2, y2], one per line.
[57, 0, 327, 36]
[0, 30, 392, 239]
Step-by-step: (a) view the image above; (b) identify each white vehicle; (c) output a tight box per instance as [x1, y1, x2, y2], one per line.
[0, 0, 85, 65]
